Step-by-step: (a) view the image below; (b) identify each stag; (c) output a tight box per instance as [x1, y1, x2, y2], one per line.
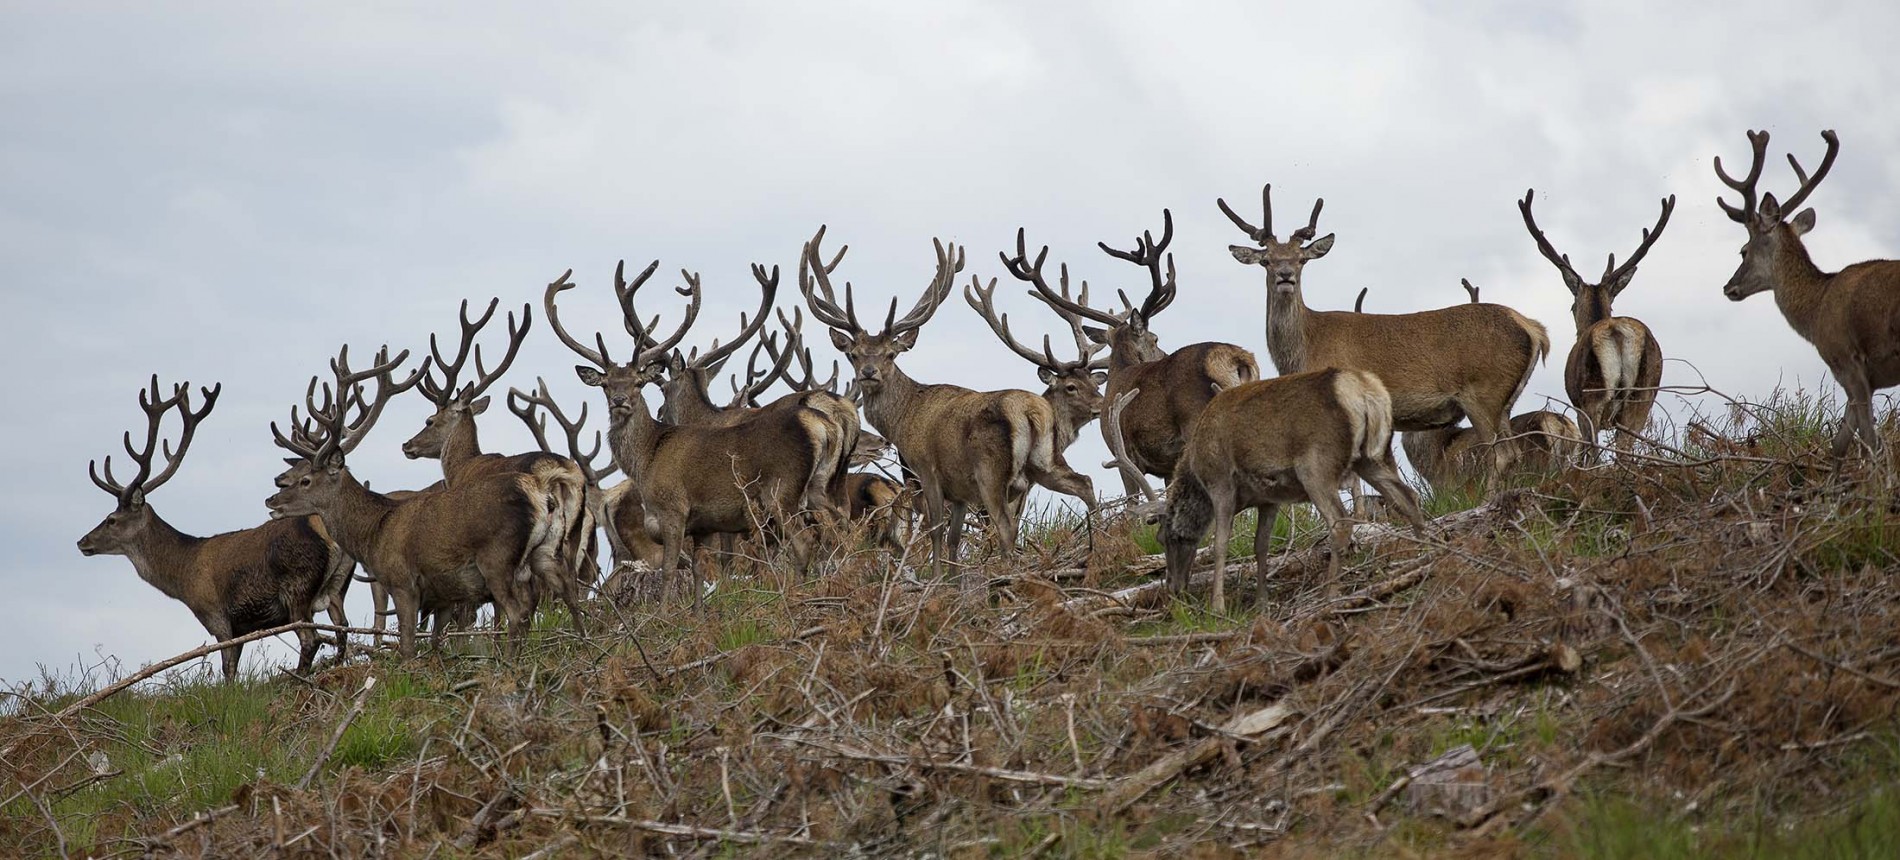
[267, 346, 581, 657]
[1518, 189, 1671, 456]
[546, 263, 844, 607]
[78, 376, 354, 679]
[1221, 185, 1550, 477]
[1154, 369, 1428, 612]
[799, 227, 1096, 574]
[1714, 129, 1900, 458]
[1011, 212, 1260, 492]
[964, 273, 1108, 454]
[508, 377, 664, 580]
[400, 298, 592, 582]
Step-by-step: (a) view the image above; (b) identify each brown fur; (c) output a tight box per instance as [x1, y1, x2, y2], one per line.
[1403, 410, 1582, 492]
[1161, 369, 1428, 612]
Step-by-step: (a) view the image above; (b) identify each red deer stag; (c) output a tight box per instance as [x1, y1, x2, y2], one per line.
[1518, 188, 1671, 457]
[1156, 369, 1428, 612]
[267, 346, 581, 657]
[1221, 185, 1550, 478]
[399, 298, 592, 583]
[1010, 212, 1259, 493]
[799, 226, 1096, 574]
[965, 270, 1109, 454]
[545, 263, 843, 607]
[78, 376, 355, 679]
[508, 377, 665, 581]
[1714, 129, 1900, 458]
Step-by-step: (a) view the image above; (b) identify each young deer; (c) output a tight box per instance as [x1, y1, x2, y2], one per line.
[1157, 369, 1428, 613]
[78, 376, 355, 679]
[799, 227, 1097, 575]
[267, 346, 582, 657]
[1011, 212, 1260, 492]
[1221, 185, 1550, 478]
[1714, 129, 1900, 458]
[1518, 189, 1671, 457]
[400, 298, 592, 583]
[546, 263, 844, 608]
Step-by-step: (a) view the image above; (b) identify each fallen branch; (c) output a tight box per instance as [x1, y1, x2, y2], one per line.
[781, 736, 1112, 790]
[1096, 702, 1296, 813]
[529, 808, 832, 846]
[297, 675, 377, 790]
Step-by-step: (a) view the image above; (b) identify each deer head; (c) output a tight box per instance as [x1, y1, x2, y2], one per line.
[1009, 213, 1179, 366]
[78, 375, 221, 556]
[798, 225, 965, 395]
[1715, 129, 1838, 301]
[545, 262, 701, 417]
[1220, 185, 1334, 295]
[402, 297, 531, 460]
[267, 345, 421, 516]
[655, 263, 779, 421]
[969, 261, 1107, 421]
[1518, 188, 1674, 333]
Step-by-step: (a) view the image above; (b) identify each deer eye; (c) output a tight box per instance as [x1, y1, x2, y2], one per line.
[299, 476, 312, 487]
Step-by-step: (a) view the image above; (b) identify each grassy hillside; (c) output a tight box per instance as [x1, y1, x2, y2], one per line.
[5, 394, 1900, 858]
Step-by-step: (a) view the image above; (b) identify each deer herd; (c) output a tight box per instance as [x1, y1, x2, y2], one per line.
[77, 129, 1900, 675]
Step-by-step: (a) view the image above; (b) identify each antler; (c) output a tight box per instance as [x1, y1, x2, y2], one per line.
[1602, 194, 1676, 289]
[417, 297, 532, 407]
[1218, 184, 1323, 245]
[545, 268, 613, 370]
[1097, 209, 1178, 321]
[761, 311, 841, 394]
[1460, 279, 1480, 303]
[271, 345, 419, 466]
[507, 378, 618, 485]
[965, 274, 1099, 373]
[1517, 188, 1586, 292]
[798, 225, 858, 333]
[1354, 287, 1368, 312]
[1714, 130, 1770, 225]
[631, 269, 703, 370]
[687, 263, 779, 371]
[1777, 129, 1840, 214]
[1005, 228, 1121, 328]
[89, 375, 221, 504]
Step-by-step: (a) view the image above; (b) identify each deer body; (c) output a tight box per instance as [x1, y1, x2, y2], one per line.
[1403, 410, 1582, 491]
[1160, 368, 1427, 613]
[1105, 341, 1258, 482]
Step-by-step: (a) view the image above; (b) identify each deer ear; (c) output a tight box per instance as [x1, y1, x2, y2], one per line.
[1228, 245, 1264, 265]
[1083, 326, 1108, 344]
[127, 488, 145, 509]
[575, 366, 605, 387]
[1303, 234, 1336, 259]
[667, 351, 686, 373]
[1037, 366, 1057, 384]
[829, 328, 852, 352]
[1563, 273, 1584, 296]
[704, 352, 733, 377]
[1609, 269, 1638, 297]
[1791, 207, 1817, 235]
[1758, 192, 1782, 223]
[468, 396, 491, 415]
[1092, 370, 1110, 386]
[892, 328, 920, 351]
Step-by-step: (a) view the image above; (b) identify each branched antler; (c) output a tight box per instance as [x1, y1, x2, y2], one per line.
[416, 298, 532, 407]
[89, 375, 222, 504]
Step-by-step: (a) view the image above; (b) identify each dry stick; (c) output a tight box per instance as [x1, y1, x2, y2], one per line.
[781, 736, 1112, 790]
[531, 809, 831, 846]
[1784, 639, 1900, 689]
[297, 675, 378, 790]
[1096, 702, 1297, 814]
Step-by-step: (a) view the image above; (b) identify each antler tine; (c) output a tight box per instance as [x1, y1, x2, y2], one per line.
[1604, 194, 1676, 286]
[1099, 209, 1178, 322]
[1460, 279, 1480, 303]
[1216, 183, 1273, 243]
[633, 269, 703, 369]
[1714, 129, 1770, 224]
[141, 381, 220, 494]
[613, 258, 663, 344]
[465, 303, 533, 400]
[693, 263, 780, 369]
[329, 345, 420, 455]
[1355, 287, 1369, 313]
[884, 237, 963, 337]
[1778, 129, 1840, 214]
[1101, 389, 1159, 504]
[1290, 197, 1325, 242]
[544, 268, 613, 370]
[1008, 229, 1121, 326]
[965, 274, 1056, 368]
[1517, 189, 1586, 290]
[798, 225, 861, 333]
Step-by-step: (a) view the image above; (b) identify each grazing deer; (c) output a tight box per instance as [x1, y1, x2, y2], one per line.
[1155, 369, 1428, 613]
[267, 346, 581, 657]
[799, 227, 1097, 574]
[964, 272, 1109, 454]
[1011, 212, 1260, 493]
[1221, 184, 1550, 477]
[399, 298, 593, 584]
[78, 377, 355, 679]
[1402, 410, 1582, 492]
[1518, 189, 1671, 457]
[546, 263, 844, 607]
[1714, 129, 1900, 458]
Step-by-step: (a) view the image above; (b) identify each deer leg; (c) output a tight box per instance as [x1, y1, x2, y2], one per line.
[1253, 504, 1279, 609]
[1356, 455, 1429, 534]
[1297, 466, 1354, 597]
[535, 536, 586, 638]
[1206, 494, 1236, 615]
[944, 501, 970, 579]
[392, 588, 421, 660]
[370, 578, 391, 649]
[978, 475, 1018, 562]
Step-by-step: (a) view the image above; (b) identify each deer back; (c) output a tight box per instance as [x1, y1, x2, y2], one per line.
[1105, 342, 1260, 480]
[1299, 304, 1548, 430]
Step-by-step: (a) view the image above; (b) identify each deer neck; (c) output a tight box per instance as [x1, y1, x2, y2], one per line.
[858, 364, 925, 441]
[1262, 286, 1310, 375]
[439, 418, 484, 480]
[121, 510, 207, 604]
[1769, 236, 1832, 340]
[1045, 396, 1088, 453]
[606, 391, 665, 483]
[670, 376, 724, 425]
[317, 472, 400, 561]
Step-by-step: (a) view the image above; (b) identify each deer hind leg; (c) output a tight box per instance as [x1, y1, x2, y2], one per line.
[1205, 491, 1237, 615]
[944, 501, 971, 583]
[392, 588, 421, 660]
[979, 472, 1021, 562]
[1253, 503, 1280, 610]
[1356, 452, 1429, 534]
[532, 532, 587, 638]
[1295, 465, 1354, 598]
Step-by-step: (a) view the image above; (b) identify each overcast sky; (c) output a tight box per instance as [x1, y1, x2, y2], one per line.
[4, 1, 1896, 686]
